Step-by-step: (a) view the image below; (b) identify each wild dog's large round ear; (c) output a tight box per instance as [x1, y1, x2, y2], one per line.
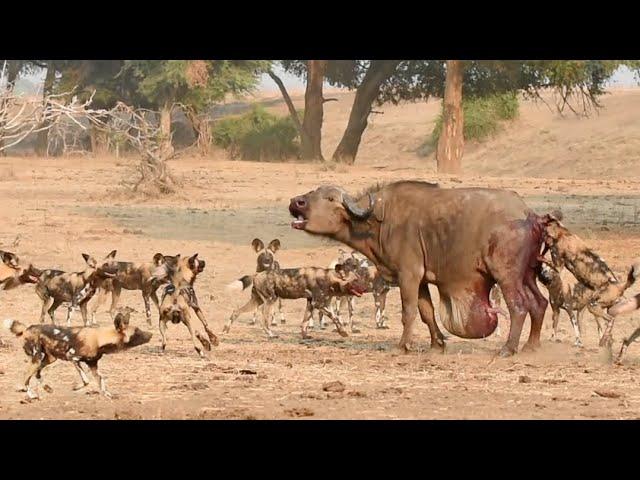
[251, 238, 264, 252]
[188, 253, 199, 268]
[82, 254, 97, 267]
[334, 263, 346, 277]
[106, 250, 117, 259]
[267, 239, 281, 253]
[153, 253, 165, 266]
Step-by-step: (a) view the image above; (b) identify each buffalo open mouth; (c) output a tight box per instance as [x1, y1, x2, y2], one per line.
[289, 204, 308, 230]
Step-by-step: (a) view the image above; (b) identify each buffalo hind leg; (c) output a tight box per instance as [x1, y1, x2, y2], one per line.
[418, 283, 445, 353]
[497, 283, 529, 357]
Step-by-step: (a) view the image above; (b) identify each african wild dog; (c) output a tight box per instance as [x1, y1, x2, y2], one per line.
[86, 253, 169, 325]
[3, 310, 152, 400]
[224, 264, 366, 339]
[249, 238, 285, 327]
[535, 262, 595, 347]
[158, 283, 214, 358]
[34, 251, 119, 327]
[317, 250, 392, 332]
[151, 253, 219, 348]
[0, 250, 41, 291]
[541, 214, 640, 348]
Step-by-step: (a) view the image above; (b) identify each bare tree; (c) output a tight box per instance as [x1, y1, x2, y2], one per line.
[88, 102, 178, 194]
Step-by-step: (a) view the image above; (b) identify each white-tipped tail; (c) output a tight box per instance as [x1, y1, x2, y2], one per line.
[3, 318, 15, 330]
[226, 280, 244, 291]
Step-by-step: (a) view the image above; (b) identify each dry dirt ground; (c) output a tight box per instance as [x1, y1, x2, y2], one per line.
[1, 90, 640, 419]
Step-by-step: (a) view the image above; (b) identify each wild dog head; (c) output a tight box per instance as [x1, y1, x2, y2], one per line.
[540, 210, 566, 247]
[252, 238, 281, 272]
[154, 253, 205, 286]
[160, 284, 189, 324]
[82, 250, 119, 279]
[329, 263, 367, 297]
[0, 250, 41, 290]
[110, 310, 154, 350]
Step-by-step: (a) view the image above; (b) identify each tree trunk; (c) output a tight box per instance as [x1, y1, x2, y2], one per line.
[436, 60, 464, 174]
[89, 124, 109, 156]
[332, 60, 400, 164]
[185, 109, 210, 157]
[268, 69, 304, 140]
[301, 60, 327, 161]
[35, 61, 57, 157]
[158, 101, 174, 159]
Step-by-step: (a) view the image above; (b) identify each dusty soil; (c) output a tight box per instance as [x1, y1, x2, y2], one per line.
[1, 90, 640, 419]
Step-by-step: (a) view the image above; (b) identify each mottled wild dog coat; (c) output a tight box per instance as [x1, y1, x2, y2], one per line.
[152, 253, 219, 348]
[158, 283, 212, 358]
[536, 262, 595, 346]
[0, 250, 41, 291]
[3, 311, 152, 400]
[224, 264, 366, 339]
[87, 253, 169, 325]
[541, 215, 640, 348]
[249, 238, 285, 326]
[35, 251, 119, 326]
[321, 250, 391, 331]
[289, 181, 552, 357]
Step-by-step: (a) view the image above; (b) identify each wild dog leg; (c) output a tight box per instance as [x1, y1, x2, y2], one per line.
[589, 304, 616, 350]
[182, 317, 206, 358]
[346, 296, 359, 333]
[21, 359, 43, 400]
[314, 297, 348, 338]
[300, 299, 315, 339]
[418, 283, 445, 352]
[89, 287, 109, 324]
[225, 294, 262, 333]
[72, 362, 90, 391]
[108, 283, 122, 319]
[564, 307, 583, 347]
[40, 296, 53, 324]
[616, 326, 640, 364]
[148, 289, 161, 323]
[48, 298, 63, 325]
[260, 300, 278, 338]
[159, 318, 168, 352]
[375, 290, 389, 329]
[278, 298, 286, 324]
[86, 360, 112, 399]
[79, 302, 91, 327]
[186, 289, 219, 346]
[142, 293, 153, 326]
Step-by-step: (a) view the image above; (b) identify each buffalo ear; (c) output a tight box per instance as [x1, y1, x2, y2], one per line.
[373, 195, 386, 222]
[251, 238, 264, 252]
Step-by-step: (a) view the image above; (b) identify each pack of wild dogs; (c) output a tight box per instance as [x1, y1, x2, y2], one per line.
[2, 180, 640, 403]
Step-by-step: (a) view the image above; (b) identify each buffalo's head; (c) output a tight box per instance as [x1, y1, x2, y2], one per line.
[289, 186, 375, 236]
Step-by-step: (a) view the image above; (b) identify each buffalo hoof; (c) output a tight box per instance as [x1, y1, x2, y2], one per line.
[498, 345, 517, 357]
[430, 341, 445, 354]
[521, 341, 540, 353]
[338, 329, 349, 338]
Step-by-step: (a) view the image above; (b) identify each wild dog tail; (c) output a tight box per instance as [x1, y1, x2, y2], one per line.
[226, 275, 253, 291]
[3, 318, 25, 336]
[624, 259, 640, 289]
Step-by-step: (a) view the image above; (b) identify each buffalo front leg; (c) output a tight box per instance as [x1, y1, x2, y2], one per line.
[418, 283, 445, 353]
[521, 277, 548, 353]
[397, 273, 421, 353]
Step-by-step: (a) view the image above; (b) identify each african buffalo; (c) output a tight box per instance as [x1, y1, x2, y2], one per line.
[289, 180, 551, 357]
